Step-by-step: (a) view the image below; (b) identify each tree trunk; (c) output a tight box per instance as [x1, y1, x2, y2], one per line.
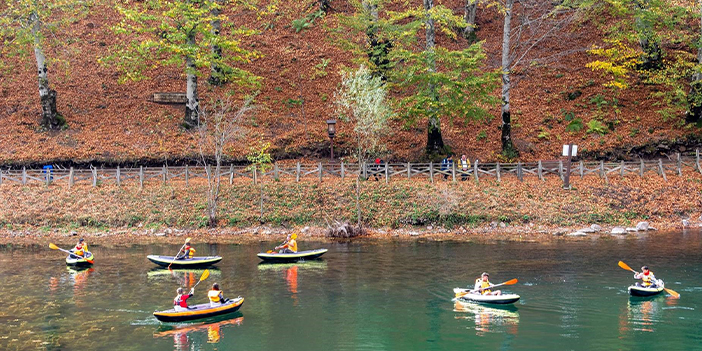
[463, 0, 478, 43]
[208, 0, 224, 86]
[634, 0, 662, 70]
[319, 0, 331, 12]
[31, 11, 62, 130]
[184, 31, 200, 128]
[424, 0, 444, 154]
[500, 0, 518, 157]
[687, 1, 702, 124]
[364, 1, 391, 79]
[355, 175, 362, 230]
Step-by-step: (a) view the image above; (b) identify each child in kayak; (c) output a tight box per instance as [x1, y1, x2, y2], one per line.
[208, 283, 229, 307]
[71, 238, 89, 258]
[176, 239, 196, 260]
[634, 266, 658, 288]
[275, 233, 298, 253]
[473, 272, 502, 296]
[174, 287, 195, 311]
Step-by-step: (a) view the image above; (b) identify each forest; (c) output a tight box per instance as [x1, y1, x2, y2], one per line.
[1, 0, 701, 166]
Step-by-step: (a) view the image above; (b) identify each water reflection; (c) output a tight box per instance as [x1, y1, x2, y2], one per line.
[258, 261, 328, 305]
[453, 301, 520, 336]
[621, 296, 665, 333]
[154, 315, 243, 351]
[147, 268, 222, 287]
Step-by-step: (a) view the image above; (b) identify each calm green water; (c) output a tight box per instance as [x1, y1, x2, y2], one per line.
[2, 231, 702, 351]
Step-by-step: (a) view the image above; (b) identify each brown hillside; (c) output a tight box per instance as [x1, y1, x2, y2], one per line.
[0, 0, 697, 166]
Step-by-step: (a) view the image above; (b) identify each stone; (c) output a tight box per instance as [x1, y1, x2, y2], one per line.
[611, 227, 626, 234]
[567, 232, 587, 237]
[578, 228, 596, 233]
[70, 231, 77, 236]
[427, 226, 433, 230]
[155, 232, 166, 237]
[499, 222, 507, 228]
[682, 219, 691, 227]
[626, 227, 638, 232]
[590, 224, 602, 232]
[636, 221, 649, 231]
[490, 222, 498, 228]
[165, 228, 173, 234]
[409, 231, 420, 236]
[302, 226, 310, 233]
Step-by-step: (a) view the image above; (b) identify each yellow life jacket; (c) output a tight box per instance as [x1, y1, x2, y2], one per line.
[208, 290, 223, 303]
[183, 246, 195, 259]
[641, 271, 654, 286]
[74, 243, 87, 256]
[476, 278, 492, 294]
[288, 239, 298, 252]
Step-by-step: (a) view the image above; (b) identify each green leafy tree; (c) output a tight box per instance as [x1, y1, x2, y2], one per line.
[0, 0, 90, 129]
[104, 0, 260, 128]
[247, 140, 272, 223]
[335, 65, 393, 230]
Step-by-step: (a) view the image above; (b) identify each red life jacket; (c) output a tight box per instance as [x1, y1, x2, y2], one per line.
[174, 294, 191, 307]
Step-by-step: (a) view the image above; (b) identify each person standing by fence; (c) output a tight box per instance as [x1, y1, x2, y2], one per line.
[441, 154, 453, 180]
[460, 155, 471, 181]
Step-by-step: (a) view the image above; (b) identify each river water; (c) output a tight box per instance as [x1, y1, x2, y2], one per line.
[2, 231, 702, 351]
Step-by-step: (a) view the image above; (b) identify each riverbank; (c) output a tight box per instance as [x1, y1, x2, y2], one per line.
[1, 173, 700, 245]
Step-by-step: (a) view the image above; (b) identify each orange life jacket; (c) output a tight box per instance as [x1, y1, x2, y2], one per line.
[641, 271, 654, 286]
[476, 278, 492, 295]
[74, 243, 87, 256]
[208, 290, 223, 303]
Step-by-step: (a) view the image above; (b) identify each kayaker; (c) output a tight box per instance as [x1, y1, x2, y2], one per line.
[176, 239, 196, 260]
[174, 287, 195, 311]
[275, 233, 298, 253]
[208, 283, 229, 307]
[634, 266, 658, 288]
[71, 238, 89, 258]
[473, 272, 502, 296]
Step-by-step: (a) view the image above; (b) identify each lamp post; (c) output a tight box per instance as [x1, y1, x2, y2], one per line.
[326, 119, 337, 160]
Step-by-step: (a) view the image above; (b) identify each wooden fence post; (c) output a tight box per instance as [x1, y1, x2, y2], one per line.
[45, 167, 50, 186]
[599, 161, 604, 178]
[229, 165, 234, 185]
[362, 162, 367, 180]
[639, 159, 644, 177]
[296, 162, 301, 182]
[473, 159, 479, 183]
[0, 169, 3, 186]
[185, 165, 189, 187]
[429, 162, 434, 183]
[139, 166, 144, 189]
[385, 162, 389, 183]
[92, 168, 97, 187]
[69, 167, 74, 188]
[116, 166, 121, 186]
[341, 162, 345, 180]
[253, 167, 257, 185]
[537, 160, 544, 181]
[22, 167, 26, 185]
[697, 149, 702, 174]
[407, 162, 411, 179]
[496, 162, 501, 182]
[451, 162, 456, 182]
[658, 159, 667, 181]
[274, 163, 279, 181]
[620, 161, 625, 177]
[558, 160, 564, 181]
[319, 162, 323, 182]
[579, 161, 584, 178]
[517, 162, 523, 181]
[676, 153, 682, 176]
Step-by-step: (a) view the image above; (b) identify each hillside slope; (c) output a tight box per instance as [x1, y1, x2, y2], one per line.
[0, 0, 699, 166]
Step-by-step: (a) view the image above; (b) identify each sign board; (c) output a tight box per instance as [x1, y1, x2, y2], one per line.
[562, 144, 578, 157]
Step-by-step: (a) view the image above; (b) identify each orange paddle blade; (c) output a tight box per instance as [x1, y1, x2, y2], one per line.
[664, 288, 680, 299]
[503, 278, 518, 285]
[618, 261, 635, 272]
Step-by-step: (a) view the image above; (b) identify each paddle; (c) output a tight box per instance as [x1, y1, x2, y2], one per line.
[168, 237, 192, 270]
[49, 243, 93, 264]
[618, 261, 680, 298]
[455, 278, 518, 299]
[191, 269, 210, 289]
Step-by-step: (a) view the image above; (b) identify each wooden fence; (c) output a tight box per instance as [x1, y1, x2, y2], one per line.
[1, 151, 701, 188]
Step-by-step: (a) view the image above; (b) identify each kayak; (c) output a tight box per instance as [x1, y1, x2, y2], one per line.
[257, 249, 328, 263]
[453, 288, 520, 305]
[154, 297, 244, 323]
[628, 281, 665, 297]
[66, 252, 94, 267]
[147, 255, 223, 268]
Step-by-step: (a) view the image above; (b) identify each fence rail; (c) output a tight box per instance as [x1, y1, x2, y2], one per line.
[1, 151, 701, 188]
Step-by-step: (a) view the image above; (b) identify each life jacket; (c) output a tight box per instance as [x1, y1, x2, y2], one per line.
[174, 294, 190, 307]
[476, 278, 492, 295]
[208, 290, 223, 303]
[288, 239, 298, 252]
[183, 245, 195, 258]
[460, 159, 470, 170]
[74, 243, 87, 256]
[641, 271, 654, 286]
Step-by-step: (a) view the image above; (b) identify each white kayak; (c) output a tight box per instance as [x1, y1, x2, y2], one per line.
[628, 280, 665, 297]
[454, 288, 520, 305]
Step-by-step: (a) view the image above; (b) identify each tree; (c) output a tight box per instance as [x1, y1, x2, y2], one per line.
[464, 0, 479, 42]
[0, 0, 87, 130]
[247, 140, 272, 224]
[105, 0, 260, 128]
[335, 65, 392, 230]
[197, 98, 253, 227]
[688, 2, 702, 124]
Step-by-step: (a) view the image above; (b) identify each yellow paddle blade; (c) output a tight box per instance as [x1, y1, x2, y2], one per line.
[503, 278, 518, 285]
[185, 237, 192, 243]
[200, 269, 210, 282]
[618, 261, 635, 272]
[664, 288, 680, 299]
[49, 243, 59, 250]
